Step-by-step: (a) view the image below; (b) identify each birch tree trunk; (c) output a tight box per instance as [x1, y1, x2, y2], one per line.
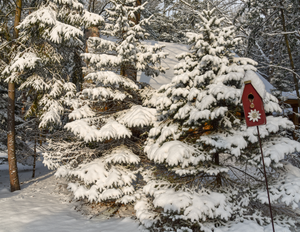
[7, 0, 22, 192]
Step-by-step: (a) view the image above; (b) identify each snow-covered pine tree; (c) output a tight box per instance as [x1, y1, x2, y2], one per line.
[2, 0, 104, 129]
[1, 0, 103, 174]
[136, 8, 300, 232]
[50, 0, 167, 209]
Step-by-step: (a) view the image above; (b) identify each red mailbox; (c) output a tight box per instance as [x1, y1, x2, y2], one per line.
[241, 81, 267, 127]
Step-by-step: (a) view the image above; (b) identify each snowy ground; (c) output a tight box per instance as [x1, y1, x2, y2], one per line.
[0, 161, 141, 232]
[1, 161, 298, 232]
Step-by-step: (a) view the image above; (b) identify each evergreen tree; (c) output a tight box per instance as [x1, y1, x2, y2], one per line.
[136, 8, 300, 231]
[1, 0, 103, 178]
[46, 0, 167, 209]
[2, 0, 104, 128]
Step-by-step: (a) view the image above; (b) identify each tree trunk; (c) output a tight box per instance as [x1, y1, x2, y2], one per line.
[214, 153, 222, 186]
[21, 91, 26, 118]
[135, 0, 141, 24]
[120, 64, 137, 81]
[84, 26, 100, 53]
[32, 134, 37, 178]
[7, 0, 22, 192]
[279, 2, 300, 112]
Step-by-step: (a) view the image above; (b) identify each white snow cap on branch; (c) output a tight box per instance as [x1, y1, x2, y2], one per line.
[65, 119, 132, 142]
[146, 140, 205, 167]
[69, 105, 95, 120]
[3, 52, 40, 76]
[143, 184, 233, 222]
[85, 71, 138, 89]
[82, 10, 104, 27]
[17, 6, 57, 29]
[105, 146, 140, 164]
[117, 105, 156, 127]
[56, 157, 137, 203]
[48, 21, 83, 44]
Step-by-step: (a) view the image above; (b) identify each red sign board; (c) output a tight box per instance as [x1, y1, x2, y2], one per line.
[241, 81, 267, 127]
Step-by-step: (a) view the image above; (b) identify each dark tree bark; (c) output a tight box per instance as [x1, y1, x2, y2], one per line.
[279, 2, 300, 111]
[32, 135, 37, 178]
[279, 1, 300, 133]
[7, 0, 22, 192]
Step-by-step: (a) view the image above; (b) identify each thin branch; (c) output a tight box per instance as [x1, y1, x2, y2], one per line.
[263, 31, 300, 36]
[226, 165, 263, 182]
[260, 62, 300, 80]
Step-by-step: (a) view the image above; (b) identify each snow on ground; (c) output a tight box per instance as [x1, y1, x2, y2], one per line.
[0, 160, 141, 232]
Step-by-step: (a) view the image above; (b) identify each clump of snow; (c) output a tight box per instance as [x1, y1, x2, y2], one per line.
[65, 119, 132, 142]
[69, 104, 95, 120]
[117, 105, 156, 127]
[146, 140, 205, 168]
[82, 10, 104, 27]
[105, 146, 140, 165]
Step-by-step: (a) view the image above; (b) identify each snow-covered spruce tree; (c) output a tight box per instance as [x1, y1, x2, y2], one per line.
[136, 8, 300, 231]
[51, 0, 167, 209]
[2, 0, 104, 128]
[1, 0, 103, 170]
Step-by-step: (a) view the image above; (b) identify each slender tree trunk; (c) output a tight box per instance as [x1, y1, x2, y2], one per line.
[7, 0, 22, 192]
[279, 3, 300, 112]
[32, 133, 37, 178]
[135, 0, 141, 24]
[214, 153, 222, 186]
[21, 91, 26, 118]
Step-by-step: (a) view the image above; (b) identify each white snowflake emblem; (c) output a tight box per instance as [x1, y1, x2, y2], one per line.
[248, 109, 261, 122]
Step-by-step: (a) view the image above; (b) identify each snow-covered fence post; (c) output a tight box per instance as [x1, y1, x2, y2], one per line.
[241, 80, 275, 232]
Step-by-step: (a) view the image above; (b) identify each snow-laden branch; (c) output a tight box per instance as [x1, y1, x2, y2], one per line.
[263, 31, 300, 36]
[260, 62, 300, 80]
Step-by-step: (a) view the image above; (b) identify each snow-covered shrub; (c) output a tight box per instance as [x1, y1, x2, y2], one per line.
[136, 8, 300, 232]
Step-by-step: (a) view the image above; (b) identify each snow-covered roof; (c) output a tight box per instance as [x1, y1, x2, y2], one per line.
[138, 40, 189, 89]
[243, 70, 267, 100]
[282, 91, 298, 100]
